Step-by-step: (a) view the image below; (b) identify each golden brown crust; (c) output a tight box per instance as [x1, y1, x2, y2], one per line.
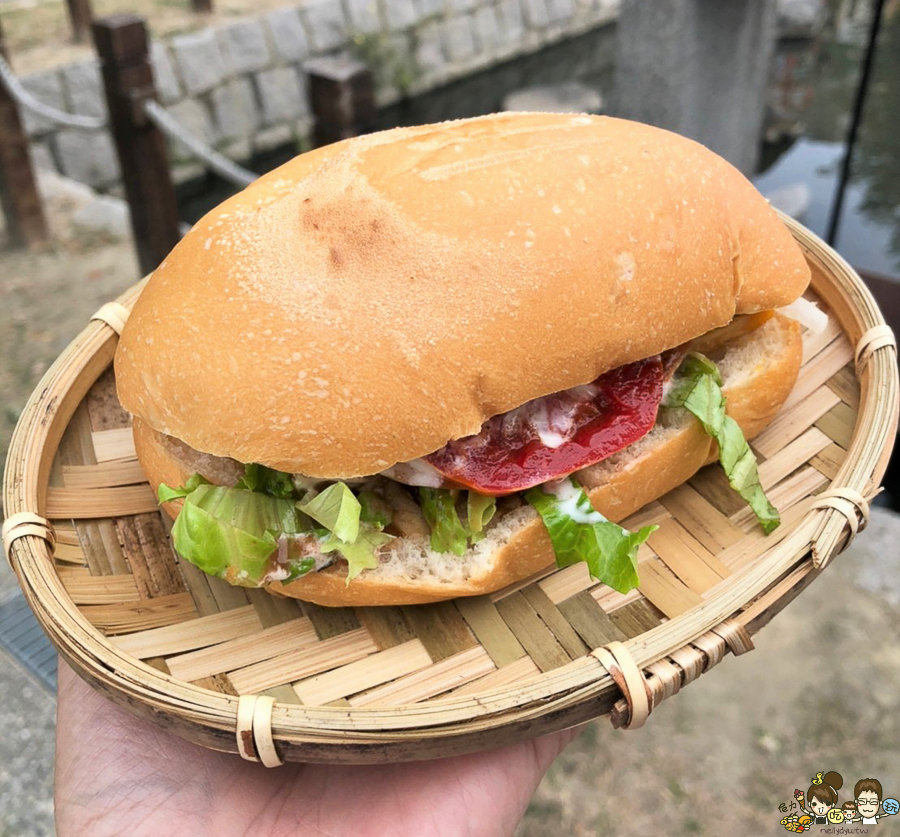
[137, 314, 803, 606]
[116, 113, 810, 479]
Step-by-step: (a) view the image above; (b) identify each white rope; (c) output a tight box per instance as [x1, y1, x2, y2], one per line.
[143, 99, 256, 188]
[1, 51, 254, 189]
[0, 51, 106, 130]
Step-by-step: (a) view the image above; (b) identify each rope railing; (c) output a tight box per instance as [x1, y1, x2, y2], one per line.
[0, 51, 254, 189]
[0, 51, 106, 130]
[142, 100, 255, 188]
[2, 14, 372, 267]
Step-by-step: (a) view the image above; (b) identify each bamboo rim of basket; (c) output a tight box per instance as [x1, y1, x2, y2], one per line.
[3, 215, 898, 744]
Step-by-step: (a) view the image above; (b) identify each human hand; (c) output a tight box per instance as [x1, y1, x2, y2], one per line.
[55, 659, 583, 837]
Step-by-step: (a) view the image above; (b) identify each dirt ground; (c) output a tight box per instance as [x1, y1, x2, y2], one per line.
[2, 192, 899, 836]
[0, 0, 303, 75]
[0, 191, 138, 480]
[516, 521, 900, 836]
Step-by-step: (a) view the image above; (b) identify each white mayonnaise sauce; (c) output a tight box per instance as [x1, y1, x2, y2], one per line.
[380, 457, 445, 487]
[264, 566, 290, 582]
[509, 382, 598, 449]
[383, 382, 605, 486]
[546, 478, 606, 524]
[537, 427, 568, 448]
[661, 376, 677, 404]
[530, 401, 567, 448]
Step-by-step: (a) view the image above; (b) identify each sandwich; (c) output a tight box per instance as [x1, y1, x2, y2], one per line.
[115, 113, 813, 607]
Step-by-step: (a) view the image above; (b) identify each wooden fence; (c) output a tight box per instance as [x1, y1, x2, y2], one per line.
[0, 12, 374, 273]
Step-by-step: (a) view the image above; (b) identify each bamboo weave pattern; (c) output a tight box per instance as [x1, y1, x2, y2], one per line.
[3, 228, 896, 762]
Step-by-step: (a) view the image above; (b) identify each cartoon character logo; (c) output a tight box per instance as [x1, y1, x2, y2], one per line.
[780, 771, 896, 830]
[781, 813, 809, 832]
[853, 777, 899, 825]
[801, 771, 843, 824]
[842, 801, 858, 823]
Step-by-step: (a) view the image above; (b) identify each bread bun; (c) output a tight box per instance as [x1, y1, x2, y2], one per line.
[116, 113, 810, 479]
[136, 313, 802, 605]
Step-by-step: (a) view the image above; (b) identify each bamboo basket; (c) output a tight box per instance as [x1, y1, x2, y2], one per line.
[3, 214, 898, 766]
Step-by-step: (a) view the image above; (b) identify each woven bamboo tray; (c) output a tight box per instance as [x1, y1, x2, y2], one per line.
[3, 214, 898, 766]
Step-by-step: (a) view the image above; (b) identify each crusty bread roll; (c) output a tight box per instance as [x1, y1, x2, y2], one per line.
[135, 313, 802, 606]
[116, 113, 809, 480]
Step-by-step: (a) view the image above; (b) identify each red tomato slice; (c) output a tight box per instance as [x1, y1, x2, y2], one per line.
[425, 355, 667, 495]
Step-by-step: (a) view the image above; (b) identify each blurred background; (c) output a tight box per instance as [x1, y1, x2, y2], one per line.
[0, 0, 898, 835]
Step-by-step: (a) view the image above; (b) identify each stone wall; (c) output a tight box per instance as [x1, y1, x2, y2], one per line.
[19, 0, 619, 192]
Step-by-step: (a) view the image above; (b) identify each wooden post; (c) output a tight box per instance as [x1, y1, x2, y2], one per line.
[0, 15, 50, 248]
[305, 57, 375, 148]
[191, 0, 214, 13]
[65, 0, 93, 44]
[92, 14, 180, 275]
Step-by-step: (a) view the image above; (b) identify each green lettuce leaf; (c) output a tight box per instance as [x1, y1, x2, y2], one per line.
[297, 482, 361, 543]
[466, 491, 497, 544]
[297, 483, 393, 582]
[418, 489, 499, 554]
[359, 490, 393, 529]
[271, 534, 320, 584]
[419, 488, 469, 556]
[169, 483, 305, 586]
[161, 475, 396, 586]
[236, 463, 296, 499]
[282, 557, 318, 584]
[157, 473, 210, 503]
[663, 352, 780, 533]
[320, 527, 394, 582]
[525, 477, 656, 594]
